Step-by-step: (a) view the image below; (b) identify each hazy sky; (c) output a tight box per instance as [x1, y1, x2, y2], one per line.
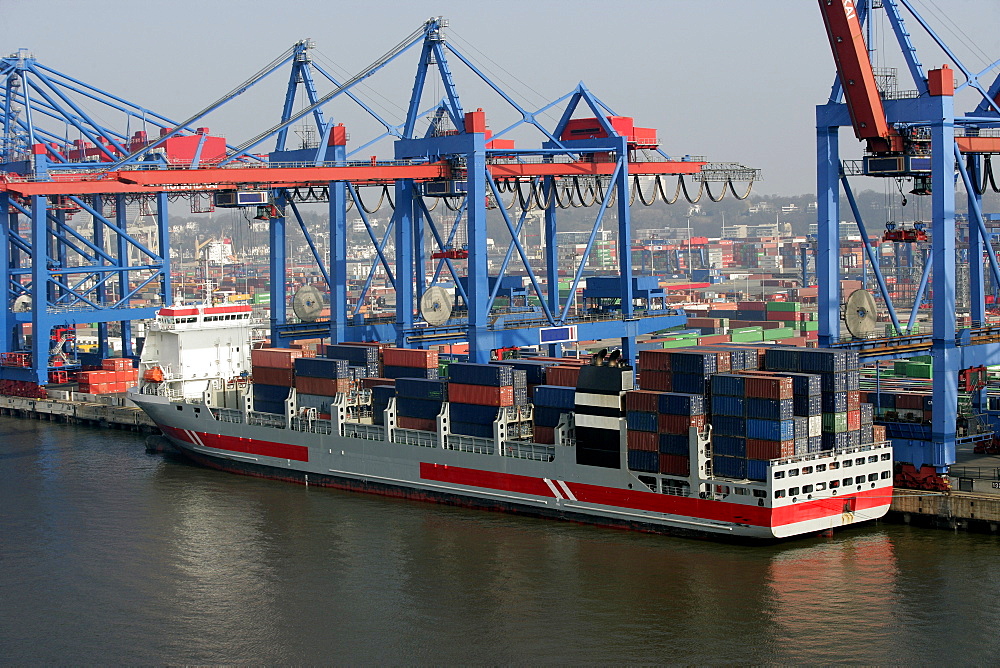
[3, 0, 1000, 195]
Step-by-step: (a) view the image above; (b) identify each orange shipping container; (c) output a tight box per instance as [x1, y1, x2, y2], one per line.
[251, 347, 304, 369]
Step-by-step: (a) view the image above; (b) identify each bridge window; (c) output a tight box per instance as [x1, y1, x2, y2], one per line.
[868, 455, 878, 464]
[881, 452, 891, 461]
[855, 457, 866, 466]
[752, 489, 767, 498]
[788, 468, 799, 477]
[843, 477, 853, 486]
[830, 480, 840, 488]
[816, 464, 826, 472]
[802, 484, 814, 494]
[868, 473, 879, 482]
[815, 482, 827, 491]
[801, 466, 813, 475]
[788, 487, 800, 497]
[842, 460, 852, 468]
[734, 487, 749, 496]
[773, 470, 785, 479]
[829, 461, 840, 470]
[881, 471, 891, 479]
[774, 490, 785, 498]
[855, 475, 865, 485]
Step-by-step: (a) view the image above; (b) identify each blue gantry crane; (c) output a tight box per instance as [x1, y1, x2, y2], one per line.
[0, 17, 758, 386]
[817, 0, 1000, 484]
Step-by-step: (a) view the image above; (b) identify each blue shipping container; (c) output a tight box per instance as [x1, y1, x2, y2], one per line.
[395, 377, 448, 401]
[626, 411, 658, 432]
[628, 450, 659, 473]
[449, 402, 501, 424]
[746, 458, 768, 482]
[658, 433, 688, 456]
[294, 356, 349, 379]
[533, 385, 576, 410]
[746, 418, 794, 441]
[711, 395, 746, 417]
[710, 373, 745, 397]
[533, 405, 566, 428]
[253, 383, 290, 403]
[672, 372, 706, 395]
[659, 392, 705, 416]
[396, 396, 443, 420]
[713, 435, 747, 457]
[745, 397, 794, 421]
[451, 421, 494, 438]
[713, 455, 747, 480]
[712, 415, 746, 438]
[447, 362, 513, 387]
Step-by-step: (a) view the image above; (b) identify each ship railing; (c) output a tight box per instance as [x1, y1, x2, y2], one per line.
[503, 440, 555, 462]
[344, 423, 386, 442]
[248, 411, 288, 429]
[289, 417, 334, 435]
[394, 428, 437, 448]
[445, 434, 495, 455]
[770, 440, 893, 468]
[212, 408, 245, 424]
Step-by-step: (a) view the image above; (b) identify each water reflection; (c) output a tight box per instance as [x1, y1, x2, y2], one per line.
[4, 418, 1000, 664]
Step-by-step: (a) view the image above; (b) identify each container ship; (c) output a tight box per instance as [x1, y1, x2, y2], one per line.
[128, 302, 893, 540]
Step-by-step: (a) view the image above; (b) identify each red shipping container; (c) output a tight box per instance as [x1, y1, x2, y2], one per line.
[627, 430, 658, 451]
[737, 301, 767, 311]
[447, 383, 514, 407]
[252, 366, 295, 387]
[766, 310, 799, 322]
[251, 347, 303, 369]
[698, 334, 732, 345]
[397, 415, 437, 431]
[658, 413, 706, 434]
[747, 438, 794, 460]
[847, 391, 861, 412]
[847, 410, 861, 431]
[625, 390, 660, 413]
[873, 425, 887, 441]
[743, 375, 793, 400]
[659, 454, 690, 476]
[638, 349, 671, 372]
[533, 425, 556, 444]
[546, 365, 581, 387]
[805, 331, 819, 340]
[296, 375, 351, 396]
[895, 392, 924, 410]
[639, 370, 672, 391]
[382, 347, 438, 369]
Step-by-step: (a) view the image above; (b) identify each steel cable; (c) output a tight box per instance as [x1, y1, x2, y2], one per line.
[704, 180, 726, 202]
[728, 178, 755, 200]
[634, 175, 658, 206]
[679, 175, 704, 204]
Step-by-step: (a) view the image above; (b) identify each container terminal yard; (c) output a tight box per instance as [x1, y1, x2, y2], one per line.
[4, 3, 1000, 535]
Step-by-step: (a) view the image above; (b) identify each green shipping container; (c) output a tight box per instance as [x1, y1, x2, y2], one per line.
[731, 330, 765, 343]
[907, 362, 933, 378]
[766, 301, 802, 312]
[822, 411, 848, 433]
[766, 327, 795, 339]
[893, 360, 909, 375]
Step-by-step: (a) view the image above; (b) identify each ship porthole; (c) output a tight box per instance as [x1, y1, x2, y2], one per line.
[791, 497, 797, 503]
[832, 490, 837, 496]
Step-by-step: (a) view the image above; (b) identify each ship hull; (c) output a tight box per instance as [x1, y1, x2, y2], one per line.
[133, 392, 892, 541]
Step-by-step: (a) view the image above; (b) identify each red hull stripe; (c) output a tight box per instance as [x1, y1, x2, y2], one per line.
[162, 425, 309, 462]
[419, 463, 889, 528]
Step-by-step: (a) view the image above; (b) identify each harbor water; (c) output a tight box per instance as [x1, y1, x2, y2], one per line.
[2, 415, 1000, 664]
